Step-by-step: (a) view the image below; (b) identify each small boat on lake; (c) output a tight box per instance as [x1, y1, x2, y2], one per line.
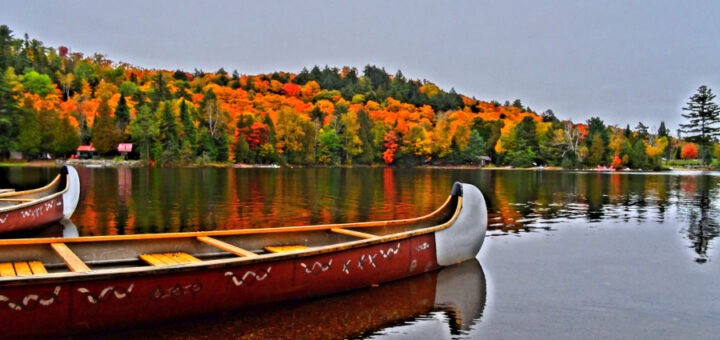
[0, 182, 487, 337]
[0, 166, 80, 234]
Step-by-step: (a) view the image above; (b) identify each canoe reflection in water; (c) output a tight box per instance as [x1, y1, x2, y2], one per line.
[1, 218, 79, 239]
[104, 258, 486, 339]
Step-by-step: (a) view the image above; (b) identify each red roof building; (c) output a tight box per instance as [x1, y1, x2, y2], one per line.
[118, 143, 133, 153]
[76, 145, 95, 159]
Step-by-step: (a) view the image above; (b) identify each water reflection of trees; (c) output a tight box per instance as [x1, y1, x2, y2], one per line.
[480, 171, 720, 263]
[679, 176, 720, 263]
[65, 168, 720, 263]
[72, 167, 456, 236]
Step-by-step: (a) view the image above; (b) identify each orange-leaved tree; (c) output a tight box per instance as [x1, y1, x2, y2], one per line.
[681, 143, 698, 159]
[383, 130, 398, 165]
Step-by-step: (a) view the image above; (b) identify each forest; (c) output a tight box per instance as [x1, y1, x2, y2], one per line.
[1, 24, 717, 169]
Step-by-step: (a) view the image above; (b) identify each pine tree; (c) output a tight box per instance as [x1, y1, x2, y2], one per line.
[114, 95, 130, 137]
[178, 100, 197, 155]
[658, 121, 669, 138]
[0, 67, 20, 156]
[129, 104, 160, 163]
[460, 130, 487, 164]
[91, 99, 119, 155]
[14, 108, 41, 155]
[53, 116, 80, 157]
[159, 101, 179, 151]
[680, 85, 720, 165]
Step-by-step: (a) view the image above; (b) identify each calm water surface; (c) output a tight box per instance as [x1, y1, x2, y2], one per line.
[2, 167, 719, 339]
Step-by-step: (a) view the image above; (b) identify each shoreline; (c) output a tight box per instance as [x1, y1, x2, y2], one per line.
[1, 159, 716, 172]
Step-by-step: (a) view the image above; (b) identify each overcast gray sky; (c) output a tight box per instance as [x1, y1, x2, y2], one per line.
[2, 0, 719, 131]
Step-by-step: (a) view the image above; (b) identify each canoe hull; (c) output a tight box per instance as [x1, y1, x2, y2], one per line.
[0, 165, 80, 233]
[0, 181, 487, 337]
[0, 196, 65, 233]
[0, 234, 439, 337]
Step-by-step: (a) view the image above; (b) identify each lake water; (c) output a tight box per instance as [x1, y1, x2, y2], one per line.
[2, 167, 719, 339]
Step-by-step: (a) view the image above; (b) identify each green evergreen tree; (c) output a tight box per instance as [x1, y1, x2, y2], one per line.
[129, 104, 160, 163]
[214, 67, 229, 86]
[79, 118, 91, 145]
[0, 67, 20, 156]
[0, 25, 15, 70]
[114, 95, 130, 137]
[658, 121, 669, 138]
[629, 139, 649, 169]
[460, 130, 487, 164]
[159, 101, 179, 150]
[635, 122, 649, 139]
[234, 137, 251, 164]
[92, 99, 120, 155]
[514, 116, 539, 152]
[680, 85, 720, 166]
[584, 116, 609, 165]
[197, 127, 217, 162]
[149, 71, 170, 108]
[215, 133, 229, 162]
[53, 116, 80, 157]
[13, 108, 41, 155]
[356, 109, 375, 164]
[624, 124, 632, 139]
[178, 100, 197, 154]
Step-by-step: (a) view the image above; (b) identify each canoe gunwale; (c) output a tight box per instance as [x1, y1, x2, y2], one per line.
[0, 193, 459, 246]
[0, 173, 67, 213]
[0, 195, 464, 286]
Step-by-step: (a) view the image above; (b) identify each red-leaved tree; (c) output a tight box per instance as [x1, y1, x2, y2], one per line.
[681, 143, 698, 159]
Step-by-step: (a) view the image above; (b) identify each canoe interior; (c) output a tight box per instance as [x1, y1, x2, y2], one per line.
[0, 195, 459, 277]
[0, 173, 64, 210]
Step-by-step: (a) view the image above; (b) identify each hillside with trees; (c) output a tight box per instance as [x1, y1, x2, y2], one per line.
[0, 25, 717, 169]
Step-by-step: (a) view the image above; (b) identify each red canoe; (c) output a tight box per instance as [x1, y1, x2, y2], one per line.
[0, 166, 80, 234]
[0, 182, 487, 337]
[114, 258, 486, 338]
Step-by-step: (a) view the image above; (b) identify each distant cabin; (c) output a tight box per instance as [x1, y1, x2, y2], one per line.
[118, 143, 133, 159]
[478, 156, 492, 167]
[76, 145, 95, 159]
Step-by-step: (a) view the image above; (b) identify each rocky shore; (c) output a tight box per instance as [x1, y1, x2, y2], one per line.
[64, 159, 144, 168]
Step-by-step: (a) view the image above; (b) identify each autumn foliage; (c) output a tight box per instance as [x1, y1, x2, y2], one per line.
[681, 143, 698, 159]
[0, 24, 693, 169]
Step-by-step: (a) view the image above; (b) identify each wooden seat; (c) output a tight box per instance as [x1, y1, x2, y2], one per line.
[139, 252, 201, 266]
[0, 261, 48, 277]
[264, 245, 309, 253]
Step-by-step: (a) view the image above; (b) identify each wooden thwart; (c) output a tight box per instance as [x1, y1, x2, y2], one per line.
[140, 252, 201, 266]
[0, 261, 48, 277]
[264, 245, 309, 253]
[51, 242, 91, 272]
[197, 236, 258, 258]
[331, 228, 378, 239]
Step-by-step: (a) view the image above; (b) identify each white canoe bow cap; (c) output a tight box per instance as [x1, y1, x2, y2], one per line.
[62, 165, 81, 220]
[435, 182, 488, 266]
